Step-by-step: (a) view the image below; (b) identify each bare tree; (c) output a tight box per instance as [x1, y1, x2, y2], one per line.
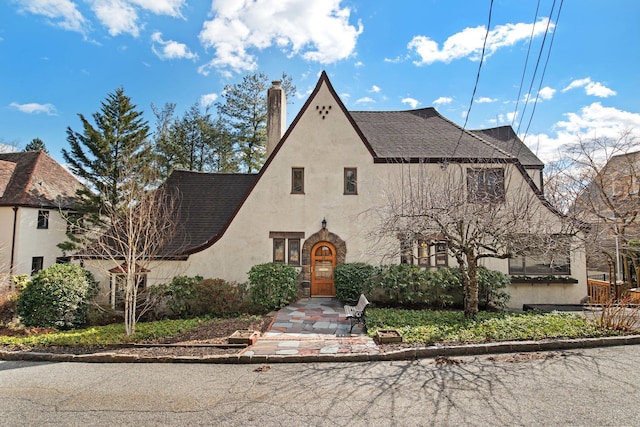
[84, 177, 181, 335]
[372, 162, 575, 317]
[562, 130, 640, 287]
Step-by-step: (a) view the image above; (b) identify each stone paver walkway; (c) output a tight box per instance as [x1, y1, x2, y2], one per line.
[242, 298, 380, 357]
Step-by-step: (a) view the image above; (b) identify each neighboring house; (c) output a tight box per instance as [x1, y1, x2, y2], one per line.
[0, 151, 84, 283]
[574, 150, 640, 285]
[84, 72, 587, 309]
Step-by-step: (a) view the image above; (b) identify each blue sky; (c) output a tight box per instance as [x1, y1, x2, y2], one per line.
[1, 0, 639, 165]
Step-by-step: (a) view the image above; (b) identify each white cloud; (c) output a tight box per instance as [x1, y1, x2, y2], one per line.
[562, 77, 616, 98]
[87, 0, 185, 37]
[200, 93, 218, 107]
[409, 17, 552, 65]
[476, 97, 497, 103]
[91, 0, 140, 36]
[354, 97, 374, 105]
[537, 86, 556, 100]
[354, 61, 364, 67]
[151, 32, 198, 60]
[128, 0, 184, 16]
[10, 102, 57, 115]
[524, 102, 640, 162]
[19, 0, 89, 35]
[370, 85, 381, 93]
[198, 0, 363, 74]
[433, 96, 452, 106]
[402, 97, 420, 109]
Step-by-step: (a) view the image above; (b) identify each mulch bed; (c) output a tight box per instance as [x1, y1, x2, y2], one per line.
[0, 316, 273, 357]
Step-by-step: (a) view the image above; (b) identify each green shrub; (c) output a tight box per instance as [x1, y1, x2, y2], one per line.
[17, 264, 94, 329]
[334, 263, 376, 303]
[477, 267, 511, 309]
[147, 275, 203, 318]
[248, 263, 298, 312]
[12, 274, 30, 291]
[188, 278, 251, 317]
[376, 264, 425, 305]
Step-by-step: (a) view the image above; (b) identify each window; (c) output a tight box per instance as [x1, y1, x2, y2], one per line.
[37, 210, 49, 229]
[344, 168, 357, 195]
[509, 237, 571, 275]
[400, 238, 413, 264]
[434, 242, 448, 267]
[291, 168, 304, 194]
[270, 232, 304, 265]
[273, 238, 286, 263]
[400, 238, 448, 267]
[31, 257, 44, 275]
[288, 239, 301, 266]
[467, 168, 505, 202]
[418, 240, 430, 266]
[509, 252, 571, 275]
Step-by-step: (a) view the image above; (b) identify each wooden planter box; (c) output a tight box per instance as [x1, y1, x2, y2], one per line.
[375, 329, 403, 344]
[228, 330, 260, 345]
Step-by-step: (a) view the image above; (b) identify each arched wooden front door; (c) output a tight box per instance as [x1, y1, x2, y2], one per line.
[311, 242, 336, 296]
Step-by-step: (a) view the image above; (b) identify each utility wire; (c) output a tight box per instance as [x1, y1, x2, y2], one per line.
[511, 0, 542, 129]
[452, 0, 494, 157]
[520, 0, 564, 150]
[516, 0, 557, 136]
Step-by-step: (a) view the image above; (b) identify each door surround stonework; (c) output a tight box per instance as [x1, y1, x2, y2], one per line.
[300, 228, 346, 297]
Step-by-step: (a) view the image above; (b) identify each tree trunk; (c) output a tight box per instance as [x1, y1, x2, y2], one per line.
[464, 253, 479, 318]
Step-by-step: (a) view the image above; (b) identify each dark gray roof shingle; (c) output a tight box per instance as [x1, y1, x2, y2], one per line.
[349, 108, 542, 167]
[158, 170, 258, 256]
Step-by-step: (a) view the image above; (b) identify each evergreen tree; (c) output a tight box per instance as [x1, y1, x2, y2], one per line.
[62, 87, 152, 225]
[152, 102, 239, 177]
[24, 137, 49, 153]
[217, 72, 295, 172]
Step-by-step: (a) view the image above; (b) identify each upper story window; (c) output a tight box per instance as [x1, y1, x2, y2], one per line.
[467, 168, 505, 202]
[344, 168, 357, 195]
[37, 210, 49, 229]
[291, 168, 304, 194]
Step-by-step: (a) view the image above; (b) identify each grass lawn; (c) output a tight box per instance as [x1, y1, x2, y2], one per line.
[366, 308, 622, 345]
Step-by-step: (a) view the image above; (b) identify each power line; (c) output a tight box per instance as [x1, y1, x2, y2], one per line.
[520, 0, 564, 148]
[452, 0, 494, 157]
[516, 0, 557, 136]
[511, 0, 542, 128]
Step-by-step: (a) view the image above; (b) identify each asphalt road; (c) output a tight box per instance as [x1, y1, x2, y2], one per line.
[1, 345, 639, 426]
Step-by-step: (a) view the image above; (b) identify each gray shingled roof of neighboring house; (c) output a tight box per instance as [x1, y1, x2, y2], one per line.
[349, 108, 543, 167]
[0, 151, 83, 209]
[157, 170, 258, 256]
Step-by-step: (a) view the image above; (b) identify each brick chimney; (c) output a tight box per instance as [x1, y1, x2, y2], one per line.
[266, 80, 286, 157]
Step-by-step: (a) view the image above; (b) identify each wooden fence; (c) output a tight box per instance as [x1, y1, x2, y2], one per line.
[587, 278, 611, 304]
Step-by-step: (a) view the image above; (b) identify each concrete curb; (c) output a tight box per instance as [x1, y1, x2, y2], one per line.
[2, 334, 640, 364]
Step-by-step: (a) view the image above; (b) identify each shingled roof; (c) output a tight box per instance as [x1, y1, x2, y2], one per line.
[0, 151, 84, 209]
[157, 170, 258, 256]
[349, 108, 542, 167]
